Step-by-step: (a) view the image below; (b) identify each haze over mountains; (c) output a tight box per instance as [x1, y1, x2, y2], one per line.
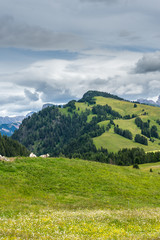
[0, 104, 55, 136]
[0, 112, 35, 136]
[137, 95, 160, 107]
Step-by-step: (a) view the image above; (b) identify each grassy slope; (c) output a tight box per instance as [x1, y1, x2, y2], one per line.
[60, 96, 160, 152]
[95, 96, 160, 119]
[93, 96, 160, 152]
[1, 157, 160, 239]
[1, 157, 160, 211]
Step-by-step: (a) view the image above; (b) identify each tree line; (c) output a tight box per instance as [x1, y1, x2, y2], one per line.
[114, 125, 133, 140]
[135, 117, 159, 139]
[0, 133, 29, 157]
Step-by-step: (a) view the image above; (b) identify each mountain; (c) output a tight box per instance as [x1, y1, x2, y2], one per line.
[137, 95, 160, 107]
[0, 123, 20, 137]
[0, 116, 24, 125]
[0, 116, 24, 136]
[42, 103, 54, 109]
[156, 95, 160, 105]
[137, 98, 157, 106]
[79, 90, 124, 104]
[0, 112, 35, 137]
[12, 90, 160, 163]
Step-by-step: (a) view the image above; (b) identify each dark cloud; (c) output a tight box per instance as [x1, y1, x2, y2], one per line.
[14, 78, 76, 103]
[24, 89, 39, 101]
[133, 52, 160, 74]
[41, 87, 76, 103]
[34, 81, 75, 102]
[0, 15, 84, 51]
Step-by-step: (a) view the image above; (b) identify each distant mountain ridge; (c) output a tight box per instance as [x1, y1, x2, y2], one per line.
[0, 116, 24, 125]
[0, 112, 35, 136]
[137, 95, 160, 107]
[0, 123, 20, 137]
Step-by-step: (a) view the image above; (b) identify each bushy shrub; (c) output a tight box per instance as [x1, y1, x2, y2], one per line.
[133, 164, 139, 169]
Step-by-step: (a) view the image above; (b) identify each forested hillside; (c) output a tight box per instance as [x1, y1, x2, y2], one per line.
[0, 133, 29, 157]
[12, 90, 160, 164]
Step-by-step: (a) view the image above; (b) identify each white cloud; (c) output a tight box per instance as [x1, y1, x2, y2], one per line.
[0, 48, 160, 116]
[0, 0, 160, 115]
[0, 49, 143, 115]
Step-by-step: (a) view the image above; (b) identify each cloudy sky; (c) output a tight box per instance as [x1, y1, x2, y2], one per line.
[0, 0, 160, 116]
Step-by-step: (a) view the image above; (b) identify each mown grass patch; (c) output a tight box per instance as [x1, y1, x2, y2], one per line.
[93, 129, 160, 153]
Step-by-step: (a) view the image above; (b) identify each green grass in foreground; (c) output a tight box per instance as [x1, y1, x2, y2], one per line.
[1, 208, 160, 239]
[1, 157, 160, 239]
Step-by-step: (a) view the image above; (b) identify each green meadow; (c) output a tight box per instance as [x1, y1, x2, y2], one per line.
[93, 127, 160, 153]
[93, 97, 160, 152]
[60, 96, 160, 153]
[1, 157, 160, 239]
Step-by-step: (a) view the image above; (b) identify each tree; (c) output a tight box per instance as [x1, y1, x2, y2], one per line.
[134, 103, 137, 108]
[151, 125, 159, 138]
[135, 134, 148, 145]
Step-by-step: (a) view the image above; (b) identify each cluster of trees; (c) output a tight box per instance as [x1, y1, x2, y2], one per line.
[123, 114, 137, 119]
[135, 117, 150, 129]
[135, 134, 148, 145]
[112, 148, 160, 166]
[114, 126, 133, 140]
[79, 90, 124, 104]
[12, 106, 105, 157]
[0, 133, 29, 157]
[64, 100, 76, 112]
[66, 147, 160, 167]
[135, 117, 159, 139]
[92, 104, 122, 121]
[156, 119, 160, 125]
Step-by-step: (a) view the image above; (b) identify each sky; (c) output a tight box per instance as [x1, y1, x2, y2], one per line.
[0, 0, 160, 116]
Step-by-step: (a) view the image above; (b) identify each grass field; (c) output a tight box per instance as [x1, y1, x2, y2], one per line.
[54, 96, 160, 153]
[92, 96, 160, 152]
[1, 157, 160, 239]
[95, 96, 160, 120]
[93, 127, 160, 153]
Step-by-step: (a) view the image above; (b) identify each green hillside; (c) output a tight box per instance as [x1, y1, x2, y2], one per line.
[66, 94, 160, 153]
[12, 90, 160, 161]
[93, 96, 160, 152]
[0, 133, 29, 157]
[1, 157, 160, 239]
[95, 96, 160, 119]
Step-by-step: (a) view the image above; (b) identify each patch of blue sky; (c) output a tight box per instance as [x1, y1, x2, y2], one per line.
[101, 45, 159, 53]
[0, 48, 79, 62]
